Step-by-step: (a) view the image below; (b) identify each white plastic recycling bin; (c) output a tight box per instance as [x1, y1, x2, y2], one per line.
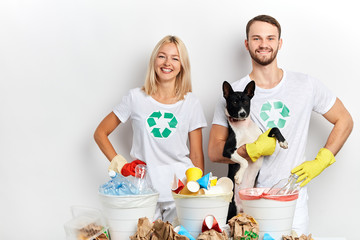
[99, 192, 159, 240]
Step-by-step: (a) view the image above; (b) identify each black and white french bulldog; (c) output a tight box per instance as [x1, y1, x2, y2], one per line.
[222, 80, 288, 218]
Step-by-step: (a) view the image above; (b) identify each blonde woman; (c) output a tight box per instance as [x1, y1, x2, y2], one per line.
[94, 35, 207, 222]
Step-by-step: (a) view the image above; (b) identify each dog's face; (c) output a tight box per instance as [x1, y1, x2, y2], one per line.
[223, 81, 255, 122]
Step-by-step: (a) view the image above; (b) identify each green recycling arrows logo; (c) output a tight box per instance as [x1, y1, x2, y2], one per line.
[259, 100, 290, 129]
[146, 111, 178, 138]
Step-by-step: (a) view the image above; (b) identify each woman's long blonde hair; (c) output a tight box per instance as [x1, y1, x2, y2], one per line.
[142, 35, 192, 101]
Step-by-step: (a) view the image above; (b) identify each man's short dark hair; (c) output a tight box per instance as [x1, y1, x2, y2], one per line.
[246, 15, 281, 40]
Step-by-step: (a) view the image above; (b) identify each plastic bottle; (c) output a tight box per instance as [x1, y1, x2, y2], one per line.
[266, 174, 300, 195]
[99, 170, 136, 195]
[99, 171, 117, 195]
[108, 170, 117, 179]
[133, 164, 147, 194]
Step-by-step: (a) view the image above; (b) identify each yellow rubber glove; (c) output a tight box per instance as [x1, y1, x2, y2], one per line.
[291, 148, 336, 187]
[246, 128, 276, 162]
[108, 154, 128, 173]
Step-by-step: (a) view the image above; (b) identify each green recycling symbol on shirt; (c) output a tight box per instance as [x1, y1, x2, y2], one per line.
[259, 100, 290, 129]
[146, 111, 178, 138]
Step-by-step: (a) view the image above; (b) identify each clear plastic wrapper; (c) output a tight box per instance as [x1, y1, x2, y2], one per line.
[64, 206, 110, 240]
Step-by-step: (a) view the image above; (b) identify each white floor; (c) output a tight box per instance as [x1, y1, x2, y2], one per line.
[314, 238, 346, 240]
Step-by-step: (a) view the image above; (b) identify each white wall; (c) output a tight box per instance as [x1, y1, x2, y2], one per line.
[1, 0, 359, 239]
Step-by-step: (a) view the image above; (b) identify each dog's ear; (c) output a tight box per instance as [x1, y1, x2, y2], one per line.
[244, 81, 255, 99]
[223, 81, 233, 99]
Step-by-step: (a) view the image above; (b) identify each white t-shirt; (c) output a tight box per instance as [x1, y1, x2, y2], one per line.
[113, 88, 207, 201]
[212, 70, 336, 188]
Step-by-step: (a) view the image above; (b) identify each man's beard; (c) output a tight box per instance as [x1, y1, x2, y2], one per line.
[249, 47, 279, 66]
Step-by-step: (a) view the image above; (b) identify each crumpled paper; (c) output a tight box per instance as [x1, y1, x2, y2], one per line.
[282, 231, 313, 240]
[228, 213, 259, 240]
[197, 229, 228, 240]
[130, 217, 153, 240]
[130, 218, 188, 240]
[152, 220, 187, 240]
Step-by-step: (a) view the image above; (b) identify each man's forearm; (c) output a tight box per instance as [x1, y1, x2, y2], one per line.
[208, 141, 250, 164]
[208, 143, 234, 164]
[324, 116, 353, 156]
[323, 98, 353, 156]
[236, 144, 251, 161]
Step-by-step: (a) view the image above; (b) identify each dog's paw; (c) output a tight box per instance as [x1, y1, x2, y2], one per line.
[234, 173, 242, 185]
[279, 140, 288, 149]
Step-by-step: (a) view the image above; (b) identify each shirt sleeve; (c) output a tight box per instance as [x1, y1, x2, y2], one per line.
[311, 76, 337, 115]
[112, 89, 133, 123]
[211, 96, 228, 127]
[188, 96, 207, 132]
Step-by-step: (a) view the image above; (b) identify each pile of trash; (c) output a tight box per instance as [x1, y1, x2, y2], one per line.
[130, 213, 261, 240]
[171, 167, 233, 196]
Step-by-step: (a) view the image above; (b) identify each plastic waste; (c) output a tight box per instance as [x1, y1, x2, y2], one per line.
[64, 206, 110, 240]
[133, 164, 147, 194]
[99, 171, 137, 195]
[263, 233, 275, 240]
[266, 174, 301, 195]
[174, 225, 196, 240]
[99, 167, 155, 196]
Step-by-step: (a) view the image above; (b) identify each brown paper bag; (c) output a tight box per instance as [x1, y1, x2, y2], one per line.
[228, 213, 259, 240]
[130, 217, 189, 240]
[151, 219, 188, 240]
[130, 217, 154, 240]
[282, 233, 313, 240]
[197, 229, 229, 240]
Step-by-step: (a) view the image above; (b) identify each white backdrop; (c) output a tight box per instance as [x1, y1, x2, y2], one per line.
[1, 0, 359, 239]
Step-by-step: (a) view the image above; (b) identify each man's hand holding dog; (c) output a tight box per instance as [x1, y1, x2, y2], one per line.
[245, 128, 277, 162]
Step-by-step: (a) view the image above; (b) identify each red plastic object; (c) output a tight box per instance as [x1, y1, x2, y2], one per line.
[172, 179, 185, 194]
[121, 160, 146, 177]
[201, 215, 222, 233]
